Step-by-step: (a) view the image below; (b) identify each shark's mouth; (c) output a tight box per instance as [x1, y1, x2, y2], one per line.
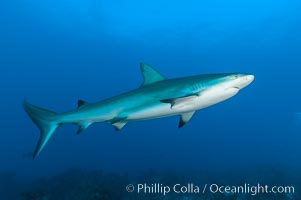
[225, 87, 240, 91]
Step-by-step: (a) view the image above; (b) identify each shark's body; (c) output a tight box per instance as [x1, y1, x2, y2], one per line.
[24, 63, 254, 159]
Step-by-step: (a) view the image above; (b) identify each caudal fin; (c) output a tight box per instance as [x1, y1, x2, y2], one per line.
[23, 101, 60, 159]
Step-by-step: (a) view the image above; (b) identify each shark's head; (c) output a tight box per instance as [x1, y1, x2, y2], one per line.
[209, 73, 254, 97]
[192, 73, 255, 105]
[195, 73, 255, 91]
[221, 73, 255, 90]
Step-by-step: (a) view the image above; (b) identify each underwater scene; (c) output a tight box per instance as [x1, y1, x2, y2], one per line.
[1, 0, 301, 199]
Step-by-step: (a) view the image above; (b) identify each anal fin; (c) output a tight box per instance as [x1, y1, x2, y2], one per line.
[77, 122, 92, 134]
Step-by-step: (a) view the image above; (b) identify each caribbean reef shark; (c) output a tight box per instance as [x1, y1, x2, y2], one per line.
[23, 63, 254, 159]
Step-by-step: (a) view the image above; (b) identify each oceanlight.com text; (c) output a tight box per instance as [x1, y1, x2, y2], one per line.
[208, 183, 295, 196]
[126, 183, 295, 196]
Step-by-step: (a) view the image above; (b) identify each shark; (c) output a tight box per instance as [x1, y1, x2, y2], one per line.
[23, 63, 254, 159]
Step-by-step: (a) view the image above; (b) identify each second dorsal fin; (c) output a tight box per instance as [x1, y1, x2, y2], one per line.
[78, 99, 88, 108]
[140, 63, 166, 86]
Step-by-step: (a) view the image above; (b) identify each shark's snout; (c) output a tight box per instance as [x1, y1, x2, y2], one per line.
[232, 74, 255, 90]
[245, 74, 255, 83]
[242, 74, 255, 88]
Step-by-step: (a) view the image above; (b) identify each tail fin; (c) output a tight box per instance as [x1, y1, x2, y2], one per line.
[23, 101, 60, 159]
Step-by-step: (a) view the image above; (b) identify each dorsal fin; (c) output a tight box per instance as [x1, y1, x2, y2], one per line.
[78, 99, 88, 108]
[140, 63, 166, 86]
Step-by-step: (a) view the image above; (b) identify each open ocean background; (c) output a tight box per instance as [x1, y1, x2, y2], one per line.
[0, 0, 301, 199]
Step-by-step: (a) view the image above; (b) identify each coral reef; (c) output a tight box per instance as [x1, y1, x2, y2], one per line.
[18, 168, 299, 200]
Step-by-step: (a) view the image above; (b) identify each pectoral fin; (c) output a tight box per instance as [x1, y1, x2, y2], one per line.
[160, 93, 199, 108]
[179, 111, 195, 128]
[160, 98, 177, 108]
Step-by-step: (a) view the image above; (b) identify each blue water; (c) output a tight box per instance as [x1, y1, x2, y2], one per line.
[1, 0, 301, 199]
